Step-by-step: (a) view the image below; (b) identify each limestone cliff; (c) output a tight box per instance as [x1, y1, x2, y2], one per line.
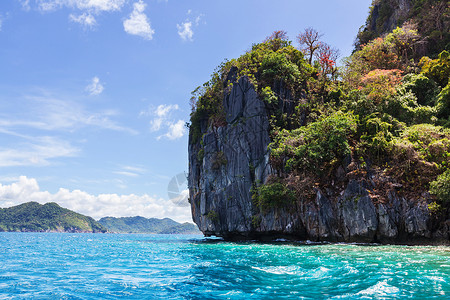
[188, 73, 449, 244]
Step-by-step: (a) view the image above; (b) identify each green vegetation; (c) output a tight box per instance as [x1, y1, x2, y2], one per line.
[98, 216, 199, 234]
[189, 34, 313, 145]
[270, 111, 357, 175]
[206, 210, 219, 222]
[0, 202, 106, 233]
[430, 169, 450, 203]
[252, 180, 296, 211]
[356, 0, 449, 58]
[188, 2, 450, 211]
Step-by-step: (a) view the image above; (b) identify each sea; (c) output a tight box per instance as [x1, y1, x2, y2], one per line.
[0, 233, 449, 299]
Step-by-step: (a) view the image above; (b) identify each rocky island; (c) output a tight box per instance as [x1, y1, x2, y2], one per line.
[188, 0, 450, 244]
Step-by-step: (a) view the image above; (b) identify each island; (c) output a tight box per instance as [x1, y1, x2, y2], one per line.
[0, 202, 107, 233]
[187, 0, 450, 244]
[98, 216, 200, 234]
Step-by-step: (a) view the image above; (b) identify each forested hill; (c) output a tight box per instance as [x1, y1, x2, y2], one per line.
[98, 216, 200, 234]
[0, 202, 107, 233]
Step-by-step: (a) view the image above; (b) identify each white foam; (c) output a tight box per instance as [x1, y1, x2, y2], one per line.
[357, 280, 400, 296]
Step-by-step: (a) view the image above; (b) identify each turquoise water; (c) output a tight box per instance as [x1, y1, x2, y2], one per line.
[0, 233, 449, 299]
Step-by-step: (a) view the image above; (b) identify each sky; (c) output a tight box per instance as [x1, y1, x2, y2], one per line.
[0, 0, 372, 223]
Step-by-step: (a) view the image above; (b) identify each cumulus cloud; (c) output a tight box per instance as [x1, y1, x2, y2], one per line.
[123, 0, 154, 40]
[0, 176, 193, 223]
[148, 104, 178, 131]
[140, 104, 185, 140]
[85, 76, 104, 95]
[69, 12, 96, 28]
[177, 21, 193, 41]
[176, 10, 204, 42]
[160, 120, 186, 140]
[35, 0, 125, 28]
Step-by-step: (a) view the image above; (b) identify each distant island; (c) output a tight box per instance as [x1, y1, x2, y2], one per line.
[0, 201, 200, 234]
[0, 202, 107, 233]
[98, 216, 200, 234]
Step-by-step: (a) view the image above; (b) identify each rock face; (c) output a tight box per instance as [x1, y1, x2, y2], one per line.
[367, 0, 413, 34]
[188, 75, 449, 245]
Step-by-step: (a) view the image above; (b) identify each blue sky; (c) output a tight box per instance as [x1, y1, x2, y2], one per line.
[0, 0, 372, 222]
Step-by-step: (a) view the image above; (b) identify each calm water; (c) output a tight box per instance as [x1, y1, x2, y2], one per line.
[0, 233, 449, 299]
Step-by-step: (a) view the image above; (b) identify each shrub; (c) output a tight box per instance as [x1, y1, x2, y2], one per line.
[436, 83, 450, 120]
[420, 50, 450, 87]
[270, 111, 357, 175]
[360, 69, 403, 105]
[428, 201, 443, 215]
[206, 210, 219, 222]
[429, 169, 450, 203]
[252, 181, 296, 210]
[400, 73, 438, 106]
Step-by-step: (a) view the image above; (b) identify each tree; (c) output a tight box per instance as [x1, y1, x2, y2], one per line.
[264, 30, 289, 42]
[297, 27, 323, 64]
[385, 23, 421, 62]
[264, 30, 290, 51]
[315, 42, 340, 78]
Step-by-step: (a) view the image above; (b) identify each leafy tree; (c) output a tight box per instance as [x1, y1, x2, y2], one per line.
[385, 23, 422, 62]
[315, 42, 339, 78]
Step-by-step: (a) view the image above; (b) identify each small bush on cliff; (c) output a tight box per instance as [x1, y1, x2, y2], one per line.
[430, 169, 450, 204]
[252, 181, 296, 211]
[270, 111, 357, 176]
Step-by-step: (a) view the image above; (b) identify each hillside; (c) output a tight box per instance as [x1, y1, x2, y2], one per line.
[356, 0, 449, 57]
[0, 202, 107, 233]
[187, 4, 449, 243]
[98, 216, 200, 234]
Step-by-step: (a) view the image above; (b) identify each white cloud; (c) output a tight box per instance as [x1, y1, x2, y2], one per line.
[36, 0, 125, 28]
[123, 0, 154, 40]
[177, 21, 193, 41]
[122, 165, 147, 173]
[0, 136, 79, 167]
[85, 76, 104, 95]
[38, 0, 126, 12]
[113, 165, 146, 177]
[0, 176, 193, 223]
[20, 0, 31, 11]
[159, 120, 186, 140]
[142, 104, 179, 132]
[70, 12, 97, 27]
[113, 171, 139, 177]
[72, 0, 126, 12]
[155, 104, 178, 117]
[176, 10, 204, 42]
[0, 93, 137, 134]
[140, 104, 185, 140]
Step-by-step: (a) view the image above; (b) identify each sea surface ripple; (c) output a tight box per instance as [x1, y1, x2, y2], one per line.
[0, 233, 449, 299]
